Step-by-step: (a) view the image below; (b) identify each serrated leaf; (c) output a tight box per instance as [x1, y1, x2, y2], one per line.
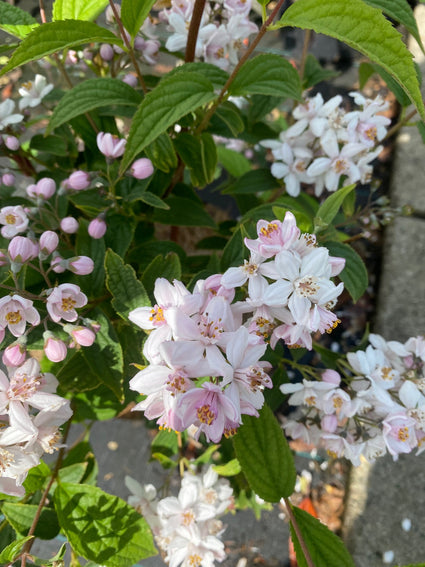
[0, 21, 124, 76]
[54, 483, 157, 567]
[290, 505, 355, 567]
[363, 0, 424, 52]
[2, 503, 60, 540]
[303, 54, 340, 89]
[120, 72, 215, 173]
[29, 134, 69, 156]
[47, 78, 142, 133]
[213, 459, 241, 476]
[105, 249, 151, 320]
[217, 146, 251, 177]
[56, 350, 101, 393]
[121, 0, 157, 41]
[277, 0, 425, 119]
[145, 134, 178, 173]
[0, 536, 34, 563]
[233, 404, 296, 502]
[151, 196, 217, 228]
[141, 253, 182, 293]
[168, 62, 229, 88]
[174, 132, 217, 187]
[222, 168, 279, 194]
[0, 3, 38, 39]
[229, 54, 302, 100]
[22, 460, 51, 493]
[324, 240, 368, 302]
[314, 184, 356, 231]
[53, 0, 109, 21]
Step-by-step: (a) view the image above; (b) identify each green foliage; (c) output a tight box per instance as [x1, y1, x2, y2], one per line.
[54, 482, 157, 567]
[302, 54, 340, 88]
[151, 196, 217, 228]
[141, 252, 182, 293]
[53, 0, 109, 21]
[2, 502, 60, 540]
[121, 0, 158, 41]
[0, 3, 38, 39]
[314, 184, 356, 232]
[0, 21, 124, 76]
[174, 132, 218, 187]
[47, 79, 142, 134]
[277, 0, 425, 119]
[233, 404, 297, 502]
[0, 536, 34, 564]
[290, 505, 355, 567]
[325, 240, 369, 302]
[213, 459, 242, 476]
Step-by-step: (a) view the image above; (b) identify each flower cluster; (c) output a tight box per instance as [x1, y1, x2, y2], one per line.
[129, 214, 344, 442]
[126, 465, 233, 567]
[161, 0, 258, 69]
[0, 355, 71, 496]
[261, 92, 391, 197]
[281, 334, 425, 465]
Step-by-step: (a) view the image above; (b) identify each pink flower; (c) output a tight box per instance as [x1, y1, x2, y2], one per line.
[130, 157, 154, 179]
[26, 177, 56, 200]
[43, 336, 68, 363]
[244, 213, 300, 258]
[0, 205, 29, 238]
[2, 173, 16, 187]
[96, 132, 126, 158]
[382, 412, 418, 457]
[60, 217, 79, 234]
[0, 295, 40, 337]
[39, 231, 59, 256]
[5, 136, 19, 151]
[66, 171, 91, 191]
[2, 343, 26, 367]
[88, 217, 107, 239]
[8, 236, 38, 264]
[67, 325, 96, 347]
[46, 284, 88, 323]
[68, 256, 94, 275]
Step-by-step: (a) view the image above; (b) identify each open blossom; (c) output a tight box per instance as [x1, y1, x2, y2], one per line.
[0, 205, 29, 238]
[46, 284, 88, 323]
[0, 295, 40, 337]
[96, 132, 126, 158]
[0, 99, 23, 130]
[18, 74, 54, 110]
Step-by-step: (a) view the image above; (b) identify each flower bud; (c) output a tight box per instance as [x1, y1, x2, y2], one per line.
[67, 171, 91, 191]
[2, 343, 26, 367]
[96, 132, 126, 159]
[5, 136, 20, 151]
[39, 230, 59, 255]
[65, 325, 96, 347]
[321, 369, 341, 385]
[122, 73, 138, 87]
[2, 173, 15, 187]
[43, 334, 68, 362]
[100, 43, 115, 61]
[0, 251, 8, 267]
[8, 236, 38, 263]
[68, 256, 94, 275]
[35, 177, 56, 199]
[88, 217, 107, 239]
[60, 216, 79, 234]
[51, 255, 66, 273]
[130, 157, 154, 180]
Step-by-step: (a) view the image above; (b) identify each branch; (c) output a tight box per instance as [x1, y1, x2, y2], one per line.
[185, 0, 207, 63]
[284, 497, 316, 567]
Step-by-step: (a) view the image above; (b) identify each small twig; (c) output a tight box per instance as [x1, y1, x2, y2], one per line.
[185, 0, 207, 63]
[20, 419, 72, 567]
[108, 0, 148, 94]
[38, 0, 47, 24]
[383, 108, 418, 141]
[299, 29, 311, 82]
[284, 497, 316, 567]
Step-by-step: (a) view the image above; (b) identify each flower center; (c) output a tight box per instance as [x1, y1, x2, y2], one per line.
[5, 214, 16, 225]
[9, 374, 40, 401]
[398, 427, 409, 442]
[61, 297, 76, 312]
[5, 311, 22, 325]
[149, 305, 165, 325]
[242, 259, 258, 275]
[260, 222, 278, 239]
[197, 404, 215, 425]
[365, 126, 377, 140]
[189, 554, 202, 567]
[295, 276, 319, 297]
[334, 158, 348, 174]
[182, 510, 195, 526]
[0, 448, 14, 473]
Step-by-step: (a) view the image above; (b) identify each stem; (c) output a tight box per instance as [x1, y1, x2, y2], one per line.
[299, 29, 311, 82]
[185, 0, 207, 63]
[383, 108, 417, 141]
[108, 0, 148, 94]
[38, 0, 47, 23]
[196, 0, 288, 134]
[20, 419, 72, 567]
[284, 497, 316, 567]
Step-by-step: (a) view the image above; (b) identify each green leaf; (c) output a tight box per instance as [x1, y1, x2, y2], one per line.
[120, 72, 215, 172]
[217, 146, 251, 177]
[223, 168, 279, 194]
[370, 62, 412, 106]
[220, 225, 247, 271]
[229, 54, 302, 100]
[0, 21, 124, 76]
[58, 463, 88, 484]
[0, 536, 34, 564]
[168, 62, 229, 89]
[358, 61, 376, 89]
[54, 483, 157, 567]
[105, 248, 151, 320]
[70, 189, 112, 216]
[29, 134, 69, 156]
[2, 503, 60, 540]
[324, 240, 368, 302]
[277, 0, 425, 119]
[233, 404, 297, 502]
[141, 252, 182, 293]
[174, 132, 217, 187]
[72, 384, 123, 422]
[213, 459, 241, 476]
[22, 460, 51, 493]
[121, 0, 157, 41]
[290, 505, 355, 567]
[314, 184, 356, 231]
[151, 429, 179, 458]
[103, 213, 136, 257]
[53, 0, 109, 21]
[81, 309, 124, 400]
[209, 101, 245, 137]
[56, 350, 101, 393]
[303, 54, 339, 89]
[47, 78, 142, 133]
[145, 133, 178, 173]
[0, 3, 38, 39]
[137, 191, 170, 209]
[151, 196, 217, 228]
[417, 121, 425, 144]
[363, 0, 424, 52]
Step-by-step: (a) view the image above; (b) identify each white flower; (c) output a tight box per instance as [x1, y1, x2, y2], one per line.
[0, 99, 23, 130]
[18, 74, 54, 110]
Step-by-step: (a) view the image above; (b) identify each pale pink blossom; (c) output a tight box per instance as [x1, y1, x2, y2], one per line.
[130, 157, 154, 179]
[68, 256, 94, 275]
[0, 295, 40, 337]
[60, 216, 79, 233]
[46, 283, 88, 323]
[88, 217, 107, 239]
[0, 205, 29, 238]
[96, 132, 126, 158]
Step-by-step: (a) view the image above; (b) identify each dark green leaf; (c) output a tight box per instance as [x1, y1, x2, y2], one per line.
[104, 214, 136, 257]
[0, 3, 38, 39]
[209, 101, 245, 137]
[220, 225, 247, 271]
[0, 536, 34, 564]
[54, 483, 157, 567]
[2, 503, 60, 540]
[137, 190, 170, 209]
[222, 168, 279, 194]
[233, 404, 297, 502]
[151, 196, 217, 228]
[324, 240, 368, 302]
[314, 184, 356, 231]
[0, 21, 124, 76]
[56, 350, 101, 393]
[22, 460, 51, 493]
[141, 252, 182, 293]
[168, 62, 229, 88]
[145, 134, 178, 173]
[217, 146, 251, 177]
[29, 134, 69, 156]
[174, 132, 217, 187]
[303, 54, 340, 89]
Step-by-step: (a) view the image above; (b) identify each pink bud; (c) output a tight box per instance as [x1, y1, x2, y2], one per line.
[5, 136, 20, 151]
[67, 171, 91, 191]
[96, 132, 126, 158]
[321, 414, 338, 433]
[2, 344, 26, 367]
[88, 217, 107, 239]
[329, 256, 346, 277]
[70, 326, 96, 347]
[130, 157, 154, 180]
[51, 255, 66, 273]
[2, 173, 15, 187]
[60, 217, 79, 234]
[322, 369, 341, 386]
[100, 43, 115, 61]
[8, 236, 38, 263]
[35, 177, 56, 199]
[68, 256, 94, 275]
[122, 73, 138, 87]
[44, 336, 68, 362]
[39, 231, 59, 255]
[0, 251, 8, 267]
[134, 37, 146, 52]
